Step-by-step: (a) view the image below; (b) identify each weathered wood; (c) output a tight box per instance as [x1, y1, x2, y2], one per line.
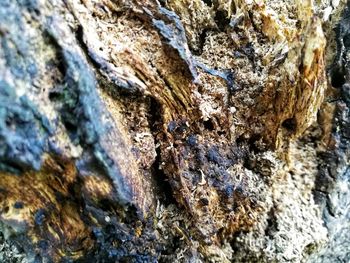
[0, 0, 349, 262]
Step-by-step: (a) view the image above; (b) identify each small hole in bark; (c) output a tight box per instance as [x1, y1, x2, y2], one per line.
[124, 205, 139, 224]
[265, 207, 278, 237]
[192, 29, 209, 56]
[218, 130, 225, 136]
[203, 0, 213, 7]
[331, 67, 346, 88]
[296, 20, 302, 29]
[203, 119, 215, 131]
[14, 202, 24, 209]
[63, 120, 77, 134]
[48, 91, 61, 101]
[236, 135, 247, 146]
[159, 0, 166, 7]
[98, 198, 115, 212]
[215, 10, 230, 31]
[248, 135, 262, 152]
[5, 118, 12, 127]
[152, 148, 176, 205]
[3, 206, 9, 213]
[282, 118, 296, 132]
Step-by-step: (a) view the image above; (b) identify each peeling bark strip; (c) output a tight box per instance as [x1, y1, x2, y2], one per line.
[0, 0, 350, 262]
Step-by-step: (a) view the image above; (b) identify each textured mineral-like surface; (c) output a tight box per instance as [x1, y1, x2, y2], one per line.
[0, 0, 350, 262]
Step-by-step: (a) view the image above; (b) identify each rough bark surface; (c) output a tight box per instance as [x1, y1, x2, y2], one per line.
[0, 0, 349, 262]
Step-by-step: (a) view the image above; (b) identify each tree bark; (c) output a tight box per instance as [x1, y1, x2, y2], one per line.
[0, 0, 349, 262]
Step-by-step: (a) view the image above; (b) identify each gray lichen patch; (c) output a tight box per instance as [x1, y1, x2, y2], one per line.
[0, 81, 51, 173]
[0, 232, 27, 263]
[231, 140, 328, 263]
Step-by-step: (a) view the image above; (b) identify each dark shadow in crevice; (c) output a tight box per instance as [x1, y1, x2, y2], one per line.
[265, 206, 278, 237]
[203, 119, 215, 131]
[159, 0, 166, 7]
[330, 66, 346, 88]
[282, 117, 296, 133]
[202, 0, 213, 7]
[191, 29, 210, 56]
[148, 98, 176, 205]
[214, 9, 230, 31]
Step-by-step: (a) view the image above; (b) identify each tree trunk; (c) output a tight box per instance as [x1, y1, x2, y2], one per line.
[0, 0, 349, 262]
